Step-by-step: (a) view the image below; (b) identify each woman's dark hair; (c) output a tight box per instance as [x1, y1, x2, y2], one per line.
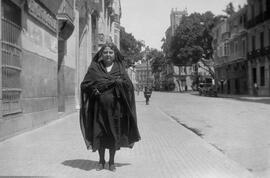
[93, 42, 125, 63]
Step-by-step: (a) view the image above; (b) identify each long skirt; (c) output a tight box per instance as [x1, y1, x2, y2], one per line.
[98, 89, 122, 149]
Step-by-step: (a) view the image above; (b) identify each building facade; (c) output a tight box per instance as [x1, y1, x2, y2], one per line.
[170, 9, 194, 91]
[0, 0, 76, 140]
[0, 0, 121, 140]
[161, 9, 193, 92]
[227, 7, 248, 94]
[135, 61, 154, 91]
[173, 65, 194, 91]
[246, 0, 270, 96]
[212, 18, 230, 94]
[213, 7, 249, 95]
[170, 8, 187, 36]
[160, 27, 174, 91]
[213, 1, 270, 96]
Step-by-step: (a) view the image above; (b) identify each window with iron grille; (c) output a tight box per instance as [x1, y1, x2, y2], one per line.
[260, 66, 265, 86]
[252, 68, 257, 84]
[258, 0, 263, 14]
[269, 29, 270, 46]
[1, 0, 22, 116]
[234, 41, 238, 57]
[252, 35, 256, 51]
[260, 31, 264, 49]
[251, 4, 255, 19]
[242, 39, 246, 57]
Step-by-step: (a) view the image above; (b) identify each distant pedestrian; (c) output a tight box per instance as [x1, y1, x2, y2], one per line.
[137, 88, 140, 95]
[144, 86, 152, 105]
[254, 83, 259, 96]
[80, 42, 141, 172]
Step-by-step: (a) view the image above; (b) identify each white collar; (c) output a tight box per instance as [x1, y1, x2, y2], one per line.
[106, 63, 113, 72]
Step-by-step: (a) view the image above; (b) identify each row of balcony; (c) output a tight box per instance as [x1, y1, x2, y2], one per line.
[246, 10, 270, 29]
[214, 46, 270, 66]
[247, 46, 270, 60]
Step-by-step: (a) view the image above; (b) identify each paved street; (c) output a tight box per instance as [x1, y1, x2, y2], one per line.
[0, 93, 254, 178]
[150, 92, 270, 178]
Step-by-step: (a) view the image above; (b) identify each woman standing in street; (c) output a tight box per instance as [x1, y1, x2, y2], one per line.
[80, 42, 141, 172]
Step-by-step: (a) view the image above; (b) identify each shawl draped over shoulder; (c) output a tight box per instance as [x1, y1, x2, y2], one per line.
[80, 46, 141, 151]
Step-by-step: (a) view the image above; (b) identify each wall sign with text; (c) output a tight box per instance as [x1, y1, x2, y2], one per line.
[26, 0, 57, 32]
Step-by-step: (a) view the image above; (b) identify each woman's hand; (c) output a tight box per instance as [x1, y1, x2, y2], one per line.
[93, 88, 100, 96]
[115, 76, 123, 85]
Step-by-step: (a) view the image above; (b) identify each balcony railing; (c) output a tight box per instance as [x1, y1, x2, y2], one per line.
[247, 46, 270, 60]
[214, 56, 229, 66]
[221, 32, 230, 41]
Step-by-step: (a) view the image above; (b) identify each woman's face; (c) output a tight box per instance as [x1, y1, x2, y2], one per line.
[102, 46, 115, 66]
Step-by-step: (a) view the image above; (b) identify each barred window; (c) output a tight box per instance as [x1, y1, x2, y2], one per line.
[242, 40, 246, 57]
[252, 35, 256, 51]
[260, 66, 265, 86]
[252, 68, 257, 84]
[1, 0, 22, 116]
[260, 32, 264, 49]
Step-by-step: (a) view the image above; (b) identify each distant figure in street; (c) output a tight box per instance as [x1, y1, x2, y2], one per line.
[80, 42, 141, 172]
[144, 86, 152, 105]
[254, 83, 259, 96]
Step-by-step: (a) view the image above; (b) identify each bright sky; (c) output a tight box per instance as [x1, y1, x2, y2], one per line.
[121, 0, 247, 50]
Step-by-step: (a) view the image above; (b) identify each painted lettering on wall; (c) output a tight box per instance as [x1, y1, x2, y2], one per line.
[27, 0, 57, 32]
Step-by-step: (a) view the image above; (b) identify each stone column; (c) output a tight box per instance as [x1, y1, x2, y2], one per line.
[265, 57, 270, 95]
[256, 59, 260, 95]
[86, 13, 92, 67]
[74, 9, 80, 110]
[0, 0, 2, 117]
[113, 22, 120, 49]
[75, 9, 93, 110]
[248, 60, 253, 95]
[57, 39, 66, 112]
[97, 6, 105, 47]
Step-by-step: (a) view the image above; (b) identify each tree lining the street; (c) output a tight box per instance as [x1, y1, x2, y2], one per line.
[169, 11, 217, 67]
[223, 2, 236, 16]
[164, 2, 235, 72]
[164, 11, 230, 86]
[168, 2, 236, 63]
[197, 58, 215, 79]
[147, 48, 166, 74]
[120, 26, 144, 67]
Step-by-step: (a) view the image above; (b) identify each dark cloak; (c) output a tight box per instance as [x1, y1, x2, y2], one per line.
[80, 45, 141, 151]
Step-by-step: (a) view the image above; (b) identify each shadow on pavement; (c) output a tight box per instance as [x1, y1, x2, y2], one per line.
[136, 100, 145, 103]
[191, 92, 270, 105]
[230, 97, 270, 105]
[62, 159, 131, 171]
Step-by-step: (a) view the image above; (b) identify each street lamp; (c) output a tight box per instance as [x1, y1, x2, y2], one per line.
[146, 54, 149, 88]
[144, 46, 150, 88]
[144, 47, 152, 105]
